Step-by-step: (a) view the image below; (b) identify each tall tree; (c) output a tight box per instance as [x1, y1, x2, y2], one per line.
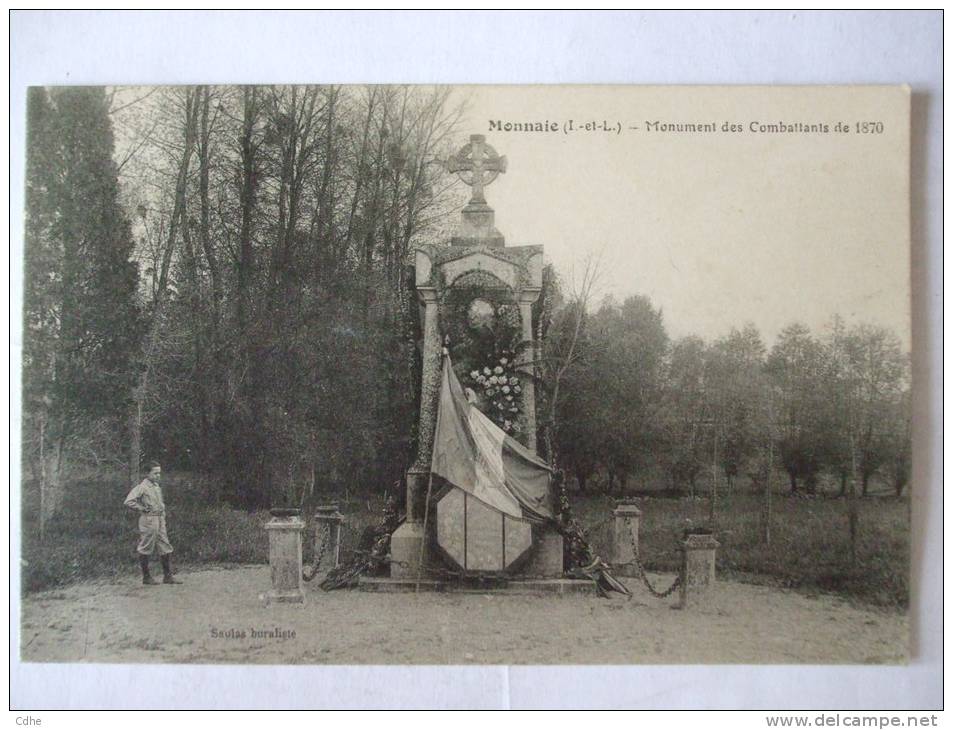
[23, 87, 141, 534]
[706, 324, 769, 493]
[128, 86, 201, 485]
[884, 386, 912, 497]
[540, 256, 599, 476]
[580, 295, 669, 493]
[767, 323, 828, 494]
[658, 335, 708, 495]
[825, 321, 907, 496]
[822, 320, 907, 562]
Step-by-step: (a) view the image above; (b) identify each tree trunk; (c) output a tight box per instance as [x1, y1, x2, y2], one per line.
[236, 86, 258, 338]
[788, 471, 798, 494]
[839, 472, 847, 497]
[128, 393, 142, 486]
[861, 472, 870, 497]
[894, 477, 906, 497]
[848, 483, 859, 566]
[129, 88, 199, 484]
[40, 433, 65, 542]
[760, 451, 773, 546]
[198, 86, 222, 320]
[709, 433, 719, 525]
[805, 474, 817, 495]
[38, 414, 46, 541]
[848, 446, 860, 566]
[229, 87, 264, 508]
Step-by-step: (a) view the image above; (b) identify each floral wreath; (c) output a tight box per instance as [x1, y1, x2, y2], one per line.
[468, 354, 524, 435]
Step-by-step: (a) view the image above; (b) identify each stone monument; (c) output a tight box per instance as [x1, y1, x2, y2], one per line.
[389, 134, 564, 580]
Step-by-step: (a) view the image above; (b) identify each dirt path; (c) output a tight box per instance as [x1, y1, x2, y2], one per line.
[19, 566, 907, 664]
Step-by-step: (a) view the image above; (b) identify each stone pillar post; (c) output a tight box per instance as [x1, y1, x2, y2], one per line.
[392, 287, 439, 579]
[314, 503, 344, 568]
[612, 501, 642, 577]
[412, 287, 441, 477]
[517, 290, 540, 453]
[679, 532, 719, 609]
[264, 510, 306, 604]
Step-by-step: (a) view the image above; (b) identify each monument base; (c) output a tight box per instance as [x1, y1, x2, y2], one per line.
[264, 589, 305, 604]
[389, 521, 429, 579]
[524, 531, 564, 577]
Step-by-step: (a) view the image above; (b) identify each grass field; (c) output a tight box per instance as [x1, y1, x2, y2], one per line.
[20, 473, 269, 593]
[20, 472, 909, 608]
[573, 491, 909, 608]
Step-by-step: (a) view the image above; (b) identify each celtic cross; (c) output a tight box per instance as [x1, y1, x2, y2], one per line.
[447, 134, 507, 206]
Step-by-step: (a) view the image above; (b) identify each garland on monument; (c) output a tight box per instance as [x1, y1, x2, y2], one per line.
[318, 491, 402, 591]
[552, 470, 631, 597]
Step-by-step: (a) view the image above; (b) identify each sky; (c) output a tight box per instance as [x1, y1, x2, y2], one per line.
[452, 85, 911, 349]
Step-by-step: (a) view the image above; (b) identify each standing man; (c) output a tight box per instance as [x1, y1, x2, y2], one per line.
[124, 461, 182, 585]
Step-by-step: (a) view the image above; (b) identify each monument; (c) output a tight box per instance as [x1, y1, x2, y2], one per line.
[389, 135, 564, 580]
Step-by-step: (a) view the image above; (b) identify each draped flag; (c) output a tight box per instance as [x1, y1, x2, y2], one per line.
[317, 351, 629, 597]
[430, 354, 555, 523]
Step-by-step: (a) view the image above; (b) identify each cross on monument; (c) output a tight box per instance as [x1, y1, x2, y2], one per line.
[447, 134, 507, 206]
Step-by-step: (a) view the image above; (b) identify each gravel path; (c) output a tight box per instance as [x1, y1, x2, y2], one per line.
[19, 566, 907, 664]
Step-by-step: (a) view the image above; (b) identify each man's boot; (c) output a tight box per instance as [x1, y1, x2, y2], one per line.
[161, 554, 182, 584]
[140, 555, 159, 585]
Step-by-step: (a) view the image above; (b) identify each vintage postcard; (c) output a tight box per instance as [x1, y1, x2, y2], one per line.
[18, 84, 911, 665]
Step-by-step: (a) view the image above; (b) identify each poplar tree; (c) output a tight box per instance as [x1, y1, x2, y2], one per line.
[23, 86, 141, 532]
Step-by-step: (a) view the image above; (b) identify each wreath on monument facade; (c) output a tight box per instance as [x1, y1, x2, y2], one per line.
[467, 355, 524, 435]
[441, 281, 529, 436]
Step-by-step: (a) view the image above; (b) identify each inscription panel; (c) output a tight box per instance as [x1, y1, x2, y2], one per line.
[465, 495, 504, 571]
[443, 252, 517, 290]
[435, 487, 534, 572]
[435, 488, 466, 569]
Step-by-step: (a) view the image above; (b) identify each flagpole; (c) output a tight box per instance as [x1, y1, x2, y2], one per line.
[416, 341, 449, 593]
[415, 470, 434, 594]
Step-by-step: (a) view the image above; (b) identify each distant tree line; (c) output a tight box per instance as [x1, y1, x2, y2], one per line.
[548, 294, 911, 501]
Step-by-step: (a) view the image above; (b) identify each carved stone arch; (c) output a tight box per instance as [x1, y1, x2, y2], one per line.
[441, 251, 519, 291]
[449, 269, 513, 295]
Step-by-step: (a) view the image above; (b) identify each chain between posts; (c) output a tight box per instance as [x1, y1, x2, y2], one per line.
[583, 514, 615, 534]
[631, 554, 682, 599]
[317, 494, 402, 590]
[302, 523, 332, 582]
[620, 516, 682, 599]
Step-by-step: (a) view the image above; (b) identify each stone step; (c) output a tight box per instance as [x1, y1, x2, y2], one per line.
[356, 576, 596, 595]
